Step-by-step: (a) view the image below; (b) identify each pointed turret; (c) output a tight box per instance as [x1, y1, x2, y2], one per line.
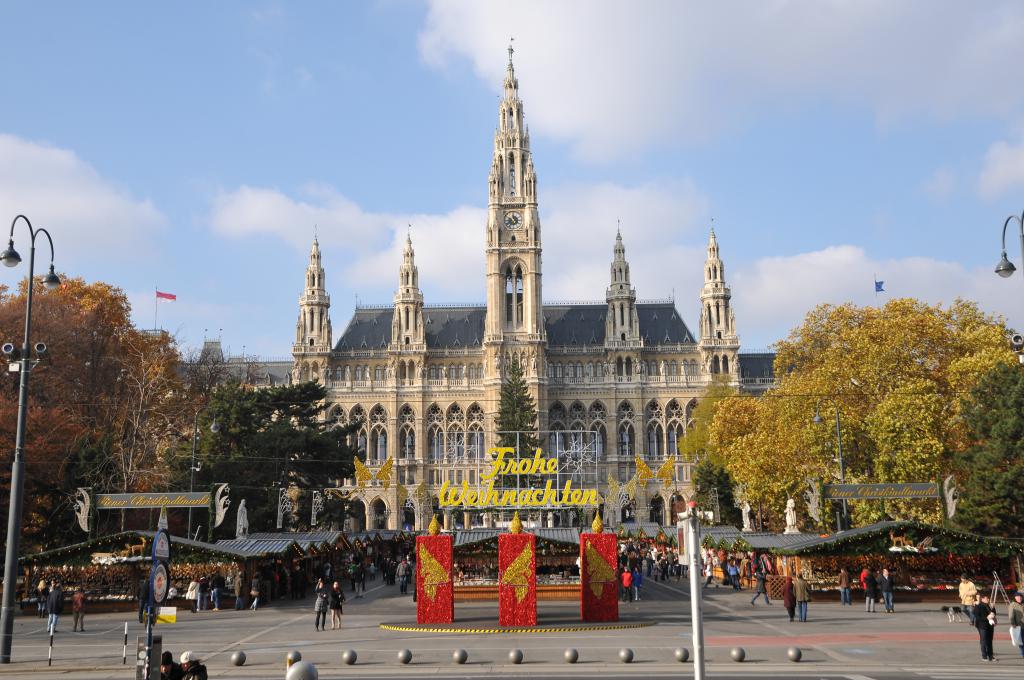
[293, 235, 332, 381]
[392, 230, 425, 349]
[699, 226, 739, 378]
[606, 227, 641, 347]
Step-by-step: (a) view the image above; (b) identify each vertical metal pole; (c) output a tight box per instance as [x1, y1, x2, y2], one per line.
[122, 621, 128, 665]
[834, 407, 848, 530]
[685, 503, 706, 680]
[187, 411, 200, 539]
[0, 238, 37, 664]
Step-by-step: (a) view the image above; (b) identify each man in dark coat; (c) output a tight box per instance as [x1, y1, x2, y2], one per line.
[974, 594, 996, 661]
[750, 569, 770, 606]
[45, 582, 64, 634]
[879, 568, 895, 612]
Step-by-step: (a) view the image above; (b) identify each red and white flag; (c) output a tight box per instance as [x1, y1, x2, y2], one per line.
[156, 290, 176, 302]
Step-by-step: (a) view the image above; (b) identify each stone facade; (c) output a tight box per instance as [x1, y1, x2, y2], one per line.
[291, 50, 773, 532]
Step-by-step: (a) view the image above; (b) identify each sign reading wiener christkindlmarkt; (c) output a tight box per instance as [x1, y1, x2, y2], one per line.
[438, 447, 600, 510]
[822, 483, 939, 500]
[96, 492, 212, 509]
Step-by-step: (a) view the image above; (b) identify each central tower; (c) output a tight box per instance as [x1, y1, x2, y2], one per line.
[485, 46, 544, 346]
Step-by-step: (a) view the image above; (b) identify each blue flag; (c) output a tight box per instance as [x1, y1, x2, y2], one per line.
[874, 280, 885, 293]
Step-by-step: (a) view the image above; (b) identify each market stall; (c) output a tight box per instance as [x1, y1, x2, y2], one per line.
[453, 528, 581, 600]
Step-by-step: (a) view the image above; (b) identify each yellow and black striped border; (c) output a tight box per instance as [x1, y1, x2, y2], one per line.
[379, 621, 656, 634]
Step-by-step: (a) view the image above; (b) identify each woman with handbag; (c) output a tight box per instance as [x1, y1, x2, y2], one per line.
[313, 578, 330, 631]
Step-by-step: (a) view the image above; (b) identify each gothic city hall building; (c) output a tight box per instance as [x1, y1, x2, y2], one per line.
[291, 52, 772, 533]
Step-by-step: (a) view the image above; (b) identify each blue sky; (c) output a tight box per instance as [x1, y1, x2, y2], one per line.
[1, 1, 1023, 357]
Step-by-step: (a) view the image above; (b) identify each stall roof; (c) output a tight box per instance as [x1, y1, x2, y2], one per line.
[22, 531, 251, 566]
[244, 531, 351, 552]
[698, 521, 1024, 557]
[213, 537, 305, 558]
[454, 528, 582, 548]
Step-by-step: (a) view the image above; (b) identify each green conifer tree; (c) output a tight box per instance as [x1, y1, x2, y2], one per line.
[495, 357, 539, 452]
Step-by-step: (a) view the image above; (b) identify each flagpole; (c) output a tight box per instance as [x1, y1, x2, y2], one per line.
[154, 287, 158, 330]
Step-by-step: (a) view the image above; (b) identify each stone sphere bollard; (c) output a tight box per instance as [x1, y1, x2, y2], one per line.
[564, 648, 579, 664]
[619, 648, 634, 663]
[508, 649, 524, 664]
[730, 647, 746, 662]
[341, 649, 357, 665]
[285, 660, 319, 680]
[674, 648, 689, 662]
[787, 646, 802, 662]
[286, 650, 302, 667]
[397, 649, 412, 665]
[230, 650, 246, 666]
[453, 649, 468, 664]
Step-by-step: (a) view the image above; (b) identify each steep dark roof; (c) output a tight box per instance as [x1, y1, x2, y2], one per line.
[738, 352, 775, 380]
[336, 302, 694, 351]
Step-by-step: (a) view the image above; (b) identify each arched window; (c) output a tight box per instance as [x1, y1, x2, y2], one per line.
[722, 355, 730, 373]
[505, 267, 514, 325]
[468, 425, 484, 460]
[618, 423, 634, 456]
[712, 356, 720, 374]
[400, 426, 415, 460]
[646, 423, 663, 459]
[591, 424, 606, 459]
[428, 426, 442, 462]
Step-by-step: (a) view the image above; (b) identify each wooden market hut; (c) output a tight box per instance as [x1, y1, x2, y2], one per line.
[452, 528, 581, 601]
[701, 520, 1024, 601]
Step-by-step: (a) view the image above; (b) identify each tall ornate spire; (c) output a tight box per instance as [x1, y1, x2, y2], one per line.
[392, 229, 425, 348]
[606, 227, 639, 346]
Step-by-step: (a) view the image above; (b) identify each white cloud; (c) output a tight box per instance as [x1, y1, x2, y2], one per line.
[208, 179, 710, 310]
[420, 1, 1024, 161]
[0, 133, 164, 269]
[733, 245, 1022, 347]
[921, 166, 955, 201]
[978, 137, 1024, 198]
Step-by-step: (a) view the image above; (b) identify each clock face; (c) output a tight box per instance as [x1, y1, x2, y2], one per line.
[504, 211, 522, 228]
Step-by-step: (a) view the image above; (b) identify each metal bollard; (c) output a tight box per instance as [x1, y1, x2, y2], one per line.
[286, 650, 302, 668]
[122, 622, 128, 665]
[730, 647, 746, 662]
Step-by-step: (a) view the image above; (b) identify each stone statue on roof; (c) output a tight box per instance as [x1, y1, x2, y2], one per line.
[783, 497, 800, 534]
[236, 499, 249, 539]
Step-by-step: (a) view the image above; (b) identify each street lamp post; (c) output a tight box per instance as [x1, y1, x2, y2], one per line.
[0, 215, 61, 664]
[813, 401, 848, 531]
[187, 408, 219, 540]
[994, 210, 1024, 282]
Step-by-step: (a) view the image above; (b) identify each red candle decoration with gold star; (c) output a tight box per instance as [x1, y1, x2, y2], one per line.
[580, 513, 619, 622]
[416, 515, 454, 624]
[498, 512, 537, 627]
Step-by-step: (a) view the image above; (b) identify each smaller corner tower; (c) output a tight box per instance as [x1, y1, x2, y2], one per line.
[699, 227, 739, 379]
[293, 236, 332, 382]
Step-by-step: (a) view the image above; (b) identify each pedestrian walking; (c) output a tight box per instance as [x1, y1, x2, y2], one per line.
[728, 559, 741, 590]
[396, 558, 410, 595]
[71, 588, 85, 632]
[879, 568, 895, 612]
[185, 579, 199, 613]
[329, 581, 346, 630]
[138, 578, 150, 623]
[974, 594, 996, 661]
[45, 581, 63, 634]
[864, 569, 878, 613]
[313, 578, 330, 631]
[783, 576, 796, 622]
[959, 573, 979, 625]
[211, 573, 225, 611]
[838, 567, 852, 606]
[197, 576, 209, 612]
[620, 568, 633, 602]
[750, 569, 770, 606]
[233, 569, 244, 610]
[632, 566, 643, 601]
[793, 574, 810, 622]
[249, 576, 261, 611]
[35, 579, 48, 618]
[160, 650, 183, 680]
[1009, 591, 1024, 659]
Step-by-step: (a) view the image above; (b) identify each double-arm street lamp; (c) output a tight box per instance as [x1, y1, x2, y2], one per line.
[187, 408, 220, 539]
[0, 215, 61, 664]
[812, 400, 849, 532]
[994, 210, 1024, 282]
